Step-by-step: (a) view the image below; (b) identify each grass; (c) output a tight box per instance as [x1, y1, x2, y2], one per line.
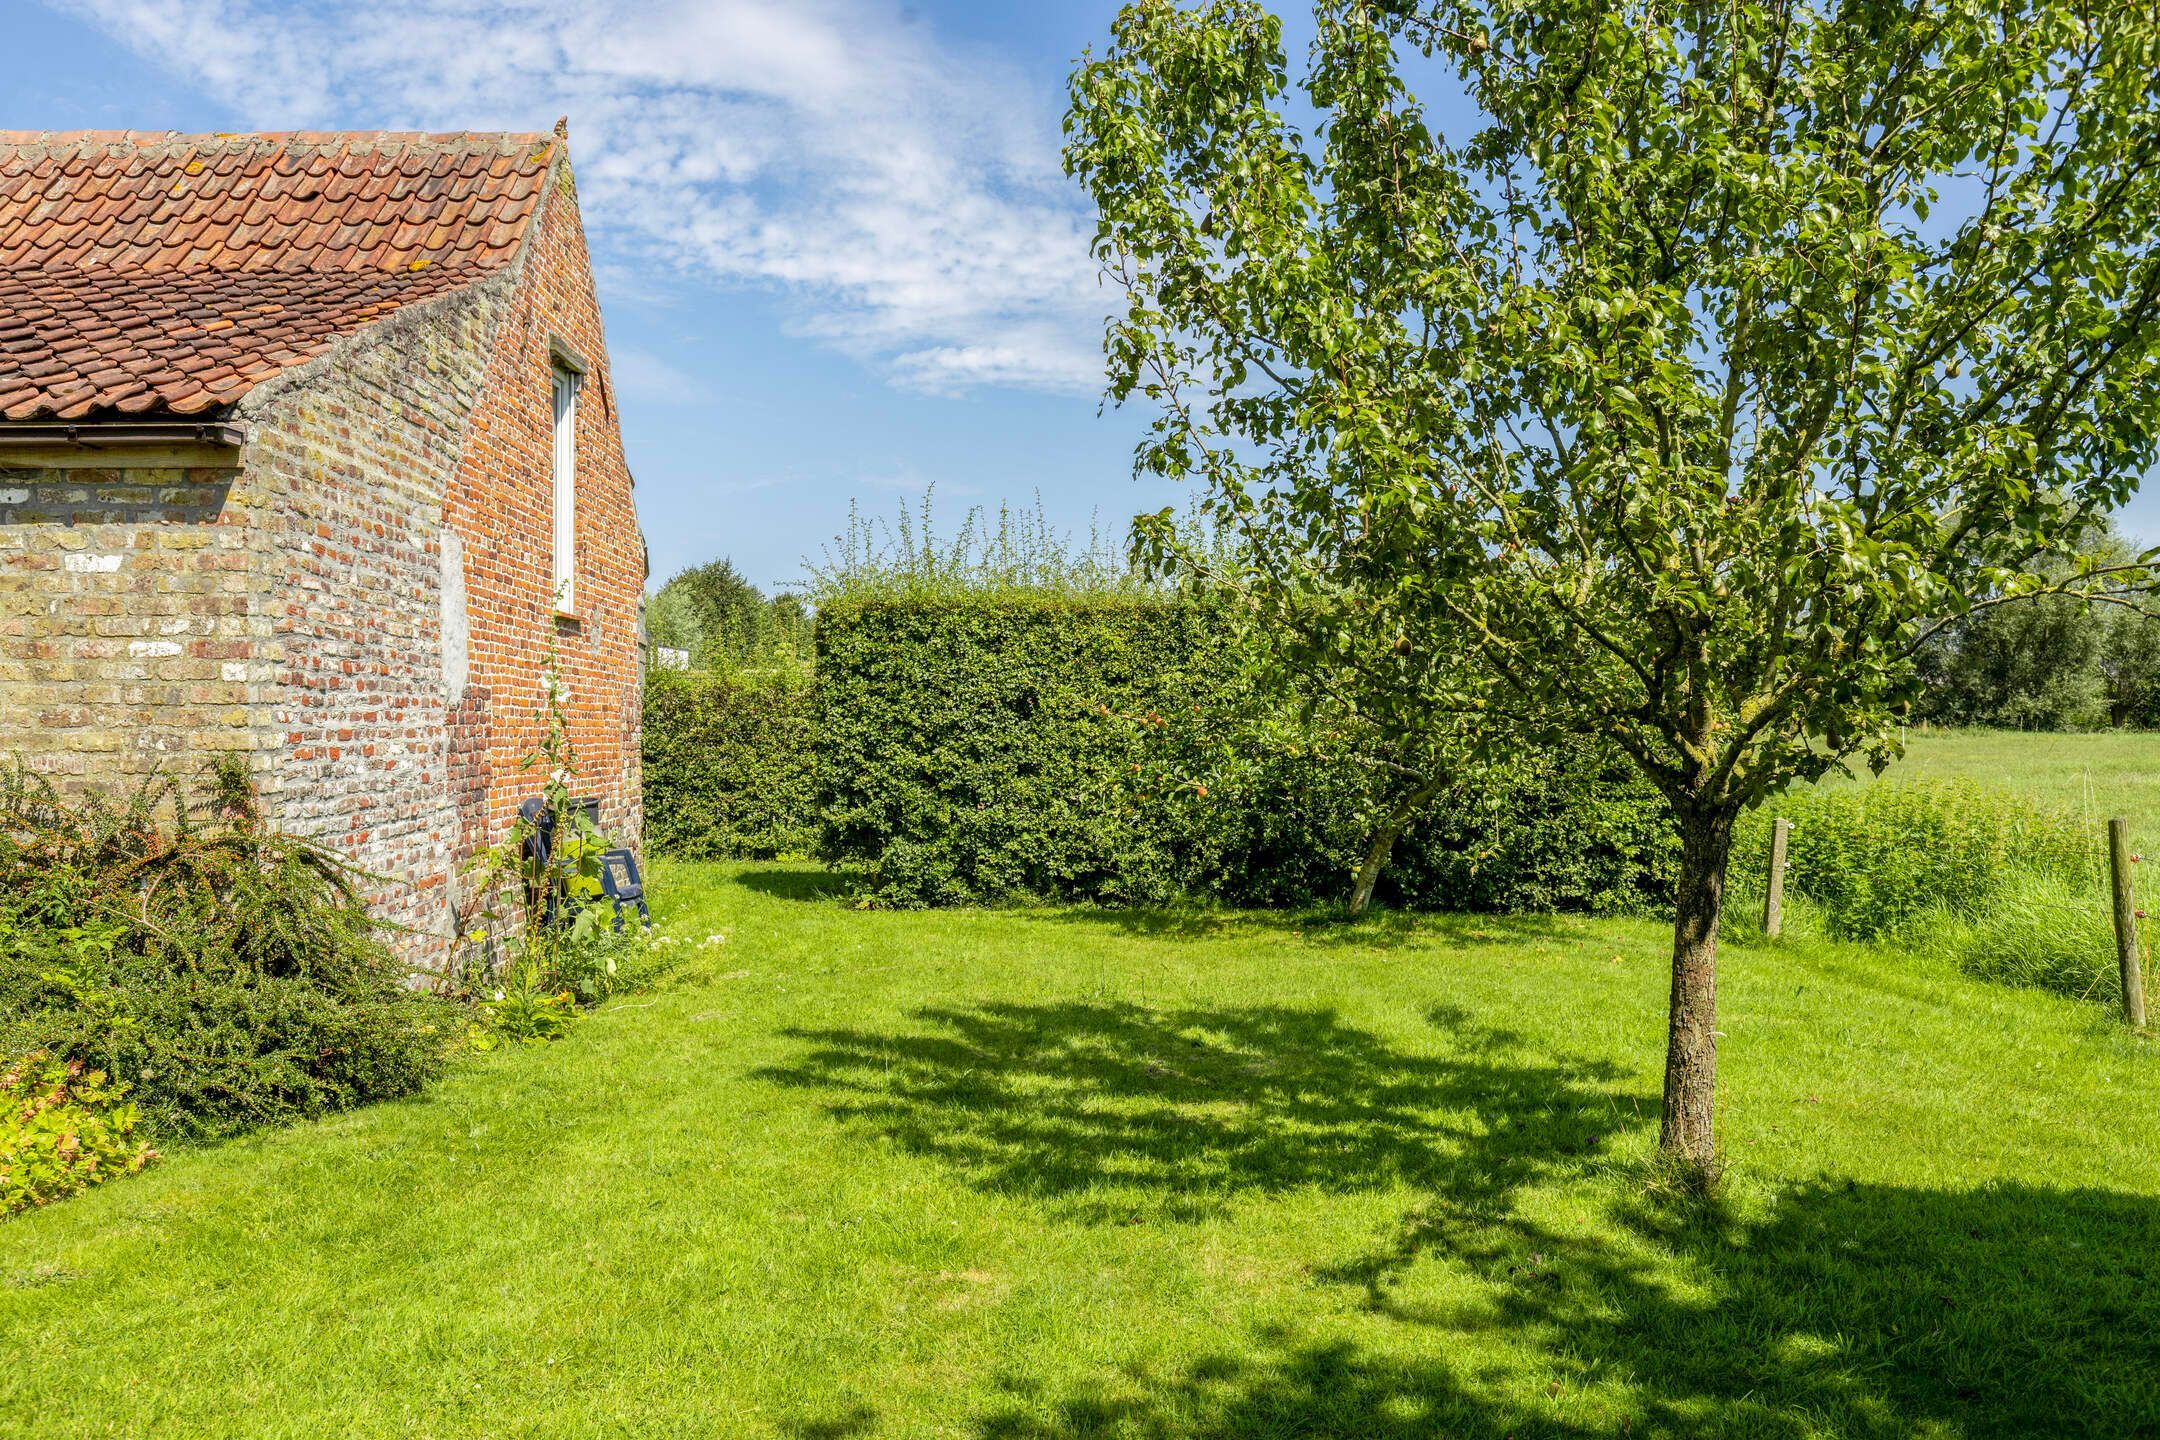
[1861, 727, 2160, 838]
[6, 861, 2159, 1437]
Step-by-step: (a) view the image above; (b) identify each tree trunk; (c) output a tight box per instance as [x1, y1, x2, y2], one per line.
[1661, 802, 1736, 1181]
[1348, 781, 1443, 917]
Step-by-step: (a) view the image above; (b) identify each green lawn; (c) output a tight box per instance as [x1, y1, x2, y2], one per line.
[1863, 727, 2160, 836]
[6, 861, 2158, 1438]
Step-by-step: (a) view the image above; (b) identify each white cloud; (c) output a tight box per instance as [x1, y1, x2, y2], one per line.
[57, 0, 1110, 396]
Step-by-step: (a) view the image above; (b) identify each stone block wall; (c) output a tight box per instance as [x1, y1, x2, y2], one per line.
[0, 464, 275, 786]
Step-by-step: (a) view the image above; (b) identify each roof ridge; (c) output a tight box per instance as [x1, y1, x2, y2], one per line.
[0, 129, 556, 152]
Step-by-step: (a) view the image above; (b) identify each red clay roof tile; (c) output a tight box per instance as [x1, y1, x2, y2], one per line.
[0, 128, 557, 421]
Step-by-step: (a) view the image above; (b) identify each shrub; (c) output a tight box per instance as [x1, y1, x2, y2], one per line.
[1196, 736, 1675, 914]
[814, 590, 1675, 912]
[1385, 745, 1678, 914]
[0, 760, 453, 1142]
[1733, 780, 2091, 942]
[817, 592, 1232, 906]
[1, 1051, 156, 1218]
[642, 669, 817, 859]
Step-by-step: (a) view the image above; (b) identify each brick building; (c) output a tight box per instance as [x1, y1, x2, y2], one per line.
[0, 124, 645, 962]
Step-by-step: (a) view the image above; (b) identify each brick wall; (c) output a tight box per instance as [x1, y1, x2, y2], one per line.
[0, 463, 276, 784]
[238, 279, 512, 948]
[444, 153, 645, 862]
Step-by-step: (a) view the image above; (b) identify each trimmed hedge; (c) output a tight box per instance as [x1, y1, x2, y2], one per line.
[816, 594, 1229, 905]
[813, 593, 1676, 911]
[641, 670, 818, 859]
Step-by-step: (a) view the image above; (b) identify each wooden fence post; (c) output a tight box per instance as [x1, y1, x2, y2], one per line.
[2108, 817, 2146, 1028]
[1763, 817, 1790, 941]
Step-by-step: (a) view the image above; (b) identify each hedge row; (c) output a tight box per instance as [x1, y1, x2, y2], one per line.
[642, 592, 1678, 911]
[815, 595, 1231, 905]
[805, 593, 1674, 910]
[640, 670, 818, 859]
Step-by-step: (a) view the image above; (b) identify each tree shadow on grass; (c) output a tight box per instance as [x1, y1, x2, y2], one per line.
[760, 996, 2160, 1436]
[974, 1335, 1525, 1440]
[756, 1001, 1639, 1222]
[969, 1181, 2160, 1439]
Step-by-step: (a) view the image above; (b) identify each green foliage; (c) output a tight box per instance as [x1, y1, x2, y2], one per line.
[648, 557, 811, 674]
[452, 653, 666, 1041]
[1917, 593, 2110, 731]
[2100, 608, 2160, 728]
[0, 760, 452, 1142]
[1938, 873, 2132, 1006]
[1385, 745, 1679, 915]
[1071, 0, 2160, 826]
[1734, 781, 2090, 943]
[816, 590, 1673, 911]
[470, 965, 578, 1047]
[1914, 531, 2160, 731]
[1069, 2, 2160, 1166]
[0, 1051, 156, 1218]
[806, 493, 1171, 609]
[817, 592, 1227, 906]
[641, 668, 817, 860]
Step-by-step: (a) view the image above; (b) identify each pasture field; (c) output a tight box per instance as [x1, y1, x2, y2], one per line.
[1863, 727, 2160, 836]
[5, 861, 2156, 1438]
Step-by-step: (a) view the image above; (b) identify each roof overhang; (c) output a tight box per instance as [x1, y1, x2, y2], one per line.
[0, 419, 247, 469]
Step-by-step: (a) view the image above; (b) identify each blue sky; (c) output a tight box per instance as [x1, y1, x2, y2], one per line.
[9, 0, 2157, 591]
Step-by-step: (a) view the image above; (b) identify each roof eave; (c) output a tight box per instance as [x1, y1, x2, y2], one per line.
[0, 418, 248, 468]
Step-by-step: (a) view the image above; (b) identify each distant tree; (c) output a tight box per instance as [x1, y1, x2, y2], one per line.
[1070, 0, 2160, 1179]
[647, 559, 810, 673]
[1917, 591, 2108, 730]
[1917, 527, 2160, 730]
[2100, 600, 2160, 728]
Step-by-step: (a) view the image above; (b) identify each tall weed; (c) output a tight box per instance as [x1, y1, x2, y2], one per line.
[1935, 874, 2132, 1006]
[1733, 781, 2090, 942]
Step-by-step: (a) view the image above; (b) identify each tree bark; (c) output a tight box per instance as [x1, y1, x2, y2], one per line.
[1661, 802, 1736, 1181]
[1348, 780, 1443, 917]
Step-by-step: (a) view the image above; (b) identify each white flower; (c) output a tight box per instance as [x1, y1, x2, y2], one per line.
[492, 989, 505, 1002]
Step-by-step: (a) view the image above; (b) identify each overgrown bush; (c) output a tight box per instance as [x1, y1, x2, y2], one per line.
[642, 669, 817, 859]
[0, 760, 453, 1142]
[1, 1051, 156, 1217]
[1733, 780, 2092, 942]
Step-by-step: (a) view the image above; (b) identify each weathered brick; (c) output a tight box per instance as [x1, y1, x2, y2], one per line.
[1, 143, 643, 969]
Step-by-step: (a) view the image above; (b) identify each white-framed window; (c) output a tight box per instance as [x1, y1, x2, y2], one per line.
[550, 358, 582, 615]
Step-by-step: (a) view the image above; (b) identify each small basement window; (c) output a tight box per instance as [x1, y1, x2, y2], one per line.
[550, 354, 582, 615]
